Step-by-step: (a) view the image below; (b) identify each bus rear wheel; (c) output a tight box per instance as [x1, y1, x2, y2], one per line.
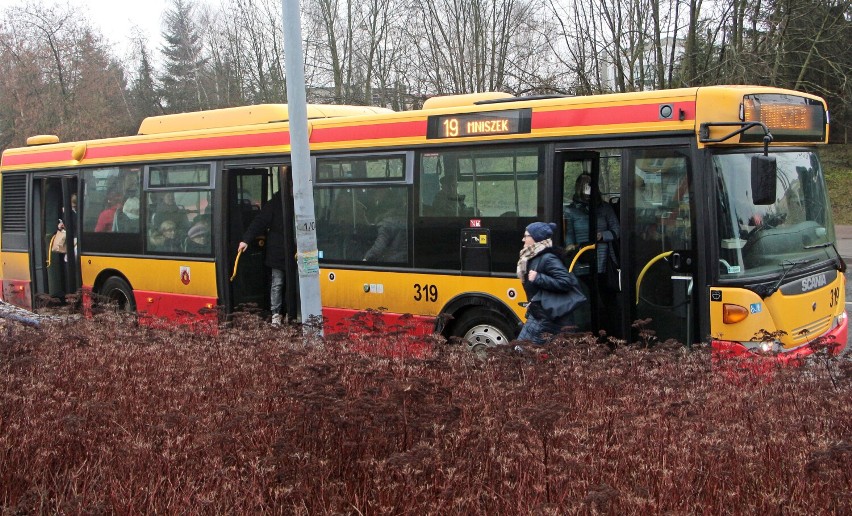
[99, 276, 136, 313]
[453, 309, 515, 349]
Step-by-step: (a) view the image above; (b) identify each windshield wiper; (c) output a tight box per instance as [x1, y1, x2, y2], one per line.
[758, 258, 817, 298]
[803, 241, 847, 273]
[803, 241, 832, 249]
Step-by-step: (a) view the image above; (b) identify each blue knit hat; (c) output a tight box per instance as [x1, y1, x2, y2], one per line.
[526, 222, 556, 242]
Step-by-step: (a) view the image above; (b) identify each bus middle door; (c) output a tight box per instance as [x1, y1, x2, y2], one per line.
[227, 168, 272, 312]
[559, 151, 624, 338]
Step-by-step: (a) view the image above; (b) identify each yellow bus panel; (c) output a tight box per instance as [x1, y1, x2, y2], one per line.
[1, 251, 30, 280]
[81, 256, 218, 298]
[319, 268, 525, 319]
[710, 272, 845, 348]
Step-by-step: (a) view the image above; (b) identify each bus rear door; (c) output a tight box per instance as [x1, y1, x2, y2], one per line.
[30, 174, 80, 307]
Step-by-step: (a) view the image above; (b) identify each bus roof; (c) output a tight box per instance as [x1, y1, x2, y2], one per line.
[138, 104, 395, 135]
[0, 86, 827, 172]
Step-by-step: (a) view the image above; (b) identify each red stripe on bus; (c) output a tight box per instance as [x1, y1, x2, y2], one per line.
[323, 307, 436, 336]
[311, 120, 427, 143]
[2, 149, 72, 166]
[85, 131, 290, 159]
[1, 132, 290, 166]
[532, 101, 696, 129]
[2, 102, 695, 167]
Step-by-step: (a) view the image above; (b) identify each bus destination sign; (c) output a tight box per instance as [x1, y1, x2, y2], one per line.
[426, 108, 532, 139]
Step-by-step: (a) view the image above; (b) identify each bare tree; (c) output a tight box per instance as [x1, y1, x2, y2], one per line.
[210, 0, 287, 105]
[0, 3, 134, 146]
[410, 0, 553, 95]
[127, 34, 164, 124]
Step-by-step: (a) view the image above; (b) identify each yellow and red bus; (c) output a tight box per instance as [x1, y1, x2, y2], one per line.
[0, 86, 847, 357]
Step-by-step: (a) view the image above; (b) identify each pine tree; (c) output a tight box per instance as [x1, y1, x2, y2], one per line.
[159, 0, 207, 113]
[129, 37, 163, 127]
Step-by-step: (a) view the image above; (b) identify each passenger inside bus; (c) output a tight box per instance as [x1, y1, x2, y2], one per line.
[363, 189, 408, 263]
[237, 191, 288, 325]
[564, 173, 621, 334]
[45, 190, 68, 304]
[60, 193, 78, 256]
[113, 195, 140, 232]
[149, 220, 180, 253]
[94, 187, 123, 232]
[150, 192, 190, 235]
[185, 218, 211, 254]
[430, 173, 473, 216]
[564, 173, 620, 273]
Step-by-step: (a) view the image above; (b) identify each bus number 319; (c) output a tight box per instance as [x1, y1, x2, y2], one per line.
[829, 287, 840, 308]
[414, 284, 439, 302]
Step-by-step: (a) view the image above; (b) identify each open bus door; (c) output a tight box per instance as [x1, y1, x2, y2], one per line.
[30, 174, 81, 307]
[227, 168, 269, 313]
[626, 149, 697, 346]
[225, 165, 298, 321]
[558, 151, 624, 339]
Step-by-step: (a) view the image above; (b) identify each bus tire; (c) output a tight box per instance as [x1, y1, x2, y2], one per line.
[453, 309, 514, 348]
[100, 276, 136, 313]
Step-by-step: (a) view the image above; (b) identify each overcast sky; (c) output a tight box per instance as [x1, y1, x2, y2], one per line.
[0, 0, 172, 58]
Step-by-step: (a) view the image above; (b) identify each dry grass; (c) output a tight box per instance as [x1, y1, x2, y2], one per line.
[1, 312, 850, 514]
[821, 143, 852, 225]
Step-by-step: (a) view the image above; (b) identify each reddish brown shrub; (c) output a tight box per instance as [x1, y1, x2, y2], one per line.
[1, 314, 850, 513]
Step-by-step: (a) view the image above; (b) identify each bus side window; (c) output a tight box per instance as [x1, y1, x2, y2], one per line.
[318, 187, 371, 261]
[181, 191, 213, 255]
[361, 186, 409, 264]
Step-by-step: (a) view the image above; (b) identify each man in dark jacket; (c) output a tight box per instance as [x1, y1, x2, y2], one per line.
[516, 221, 583, 344]
[238, 191, 288, 326]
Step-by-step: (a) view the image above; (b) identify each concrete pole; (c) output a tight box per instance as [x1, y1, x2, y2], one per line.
[281, 0, 323, 334]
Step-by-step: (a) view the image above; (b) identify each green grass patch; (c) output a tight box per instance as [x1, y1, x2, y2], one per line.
[820, 143, 852, 225]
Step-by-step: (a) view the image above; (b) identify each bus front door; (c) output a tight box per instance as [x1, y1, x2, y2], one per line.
[626, 149, 696, 346]
[30, 175, 80, 307]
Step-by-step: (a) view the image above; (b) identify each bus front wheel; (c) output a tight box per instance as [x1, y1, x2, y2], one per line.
[453, 309, 515, 348]
[100, 276, 136, 313]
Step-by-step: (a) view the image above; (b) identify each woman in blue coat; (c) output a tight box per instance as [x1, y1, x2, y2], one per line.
[517, 222, 584, 344]
[564, 173, 620, 275]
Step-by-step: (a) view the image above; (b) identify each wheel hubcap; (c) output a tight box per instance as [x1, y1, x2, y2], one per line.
[463, 324, 508, 347]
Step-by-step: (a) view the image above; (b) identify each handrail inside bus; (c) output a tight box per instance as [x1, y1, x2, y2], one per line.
[636, 251, 674, 305]
[46, 233, 57, 267]
[230, 248, 243, 282]
[568, 244, 597, 273]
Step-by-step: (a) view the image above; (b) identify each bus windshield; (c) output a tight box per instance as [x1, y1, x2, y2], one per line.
[714, 150, 836, 280]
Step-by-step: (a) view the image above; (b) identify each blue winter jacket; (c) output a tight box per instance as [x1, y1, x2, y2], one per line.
[564, 198, 620, 273]
[522, 248, 582, 324]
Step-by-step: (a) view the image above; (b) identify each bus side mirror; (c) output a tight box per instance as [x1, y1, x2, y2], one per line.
[751, 155, 777, 205]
